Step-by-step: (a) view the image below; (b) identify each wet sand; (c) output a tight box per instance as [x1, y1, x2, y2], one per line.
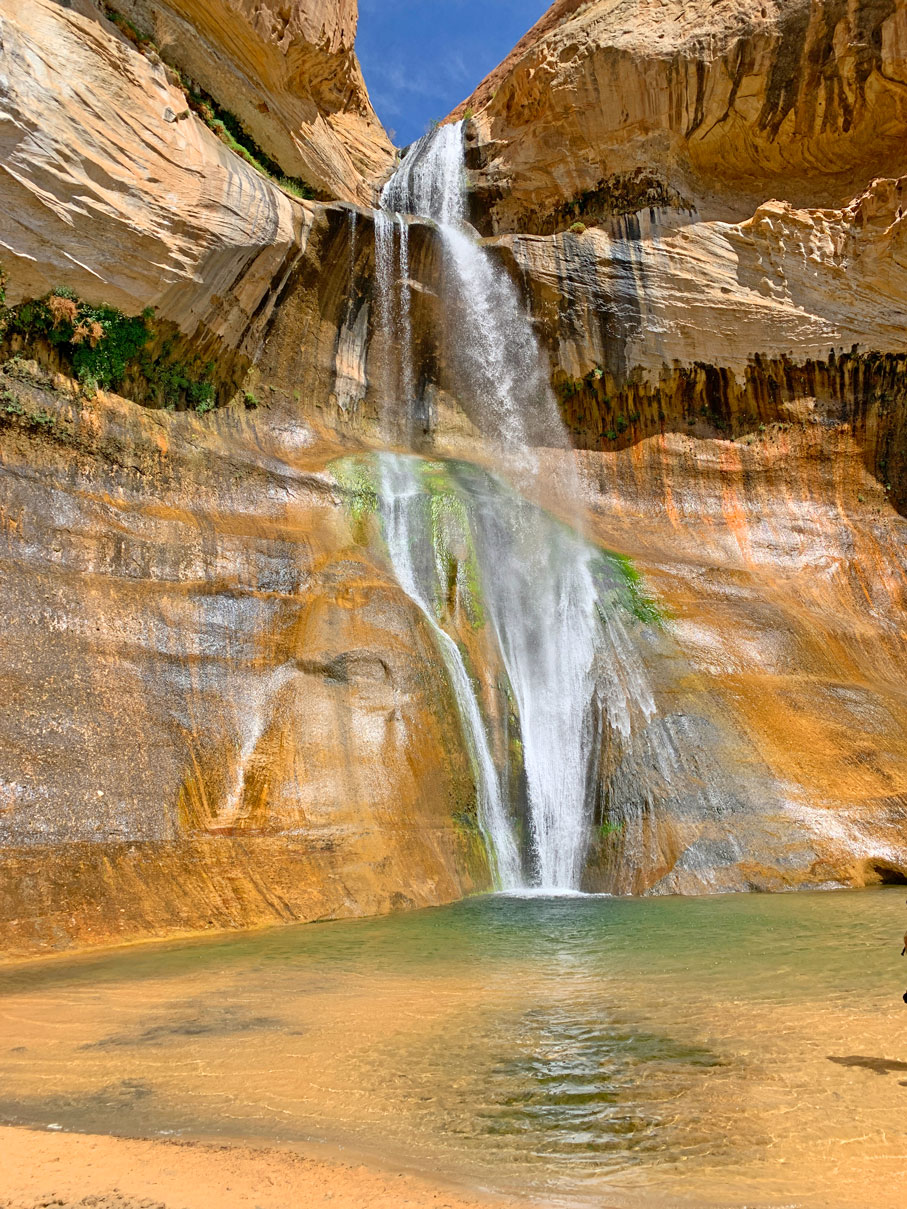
[0, 1126, 521, 1209]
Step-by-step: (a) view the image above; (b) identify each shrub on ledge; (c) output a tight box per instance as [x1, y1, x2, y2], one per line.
[0, 282, 218, 412]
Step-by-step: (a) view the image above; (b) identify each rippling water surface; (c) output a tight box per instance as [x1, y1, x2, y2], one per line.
[2, 890, 907, 1207]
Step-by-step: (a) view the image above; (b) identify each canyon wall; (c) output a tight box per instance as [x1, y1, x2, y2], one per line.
[4, 0, 907, 955]
[441, 0, 907, 892]
[109, 0, 394, 201]
[0, 362, 489, 958]
[0, 0, 490, 958]
[0, 0, 392, 358]
[455, 0, 907, 231]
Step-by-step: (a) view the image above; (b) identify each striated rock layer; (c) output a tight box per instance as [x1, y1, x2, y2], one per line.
[0, 0, 392, 371]
[455, 0, 907, 233]
[0, 368, 488, 958]
[5, 0, 907, 955]
[110, 0, 394, 202]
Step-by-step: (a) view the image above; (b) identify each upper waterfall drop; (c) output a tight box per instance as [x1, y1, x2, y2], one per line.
[373, 123, 656, 892]
[381, 122, 467, 226]
[380, 124, 565, 454]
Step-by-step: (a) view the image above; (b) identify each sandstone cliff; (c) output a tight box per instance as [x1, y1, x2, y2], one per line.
[110, 0, 393, 201]
[4, 0, 907, 956]
[0, 0, 391, 373]
[439, 0, 907, 894]
[0, 360, 488, 957]
[455, 0, 907, 232]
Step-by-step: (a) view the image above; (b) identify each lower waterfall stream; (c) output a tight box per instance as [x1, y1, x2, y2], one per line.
[372, 123, 655, 890]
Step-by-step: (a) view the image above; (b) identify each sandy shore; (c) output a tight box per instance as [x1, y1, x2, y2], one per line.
[0, 1126, 525, 1209]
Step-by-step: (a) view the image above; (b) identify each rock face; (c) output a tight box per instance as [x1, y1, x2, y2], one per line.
[455, 0, 907, 233]
[0, 0, 391, 367]
[5, 0, 907, 956]
[0, 0, 489, 958]
[436, 0, 907, 894]
[0, 366, 488, 957]
[238, 195, 907, 899]
[112, 0, 394, 201]
[0, 0, 299, 358]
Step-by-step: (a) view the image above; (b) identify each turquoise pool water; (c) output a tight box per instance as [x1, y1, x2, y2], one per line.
[1, 890, 906, 1207]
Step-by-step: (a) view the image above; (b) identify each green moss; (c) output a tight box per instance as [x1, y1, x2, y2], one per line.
[452, 807, 480, 833]
[179, 76, 316, 201]
[2, 390, 24, 416]
[601, 551, 667, 627]
[599, 819, 624, 840]
[1, 385, 59, 430]
[420, 461, 485, 629]
[330, 456, 380, 541]
[102, 5, 316, 201]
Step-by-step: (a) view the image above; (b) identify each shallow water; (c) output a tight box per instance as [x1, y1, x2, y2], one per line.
[2, 890, 907, 1207]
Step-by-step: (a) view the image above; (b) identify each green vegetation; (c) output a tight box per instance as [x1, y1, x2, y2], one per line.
[569, 221, 587, 234]
[554, 367, 605, 403]
[2, 385, 58, 430]
[599, 819, 624, 840]
[595, 550, 667, 629]
[102, 3, 150, 50]
[2, 288, 151, 393]
[0, 278, 218, 412]
[101, 4, 315, 201]
[243, 391, 259, 410]
[420, 461, 485, 629]
[330, 456, 380, 540]
[180, 77, 316, 200]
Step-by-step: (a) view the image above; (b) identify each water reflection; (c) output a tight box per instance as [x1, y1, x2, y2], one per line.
[1, 890, 906, 1207]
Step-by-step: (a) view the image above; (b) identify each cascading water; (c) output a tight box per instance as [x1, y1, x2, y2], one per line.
[373, 123, 655, 891]
[380, 124, 560, 453]
[378, 454, 521, 889]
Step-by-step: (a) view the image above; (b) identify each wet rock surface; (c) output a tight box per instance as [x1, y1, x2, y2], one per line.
[4, 0, 907, 950]
[0, 369, 488, 956]
[455, 0, 907, 233]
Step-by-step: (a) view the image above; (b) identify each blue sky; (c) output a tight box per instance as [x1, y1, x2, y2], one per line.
[356, 1, 550, 147]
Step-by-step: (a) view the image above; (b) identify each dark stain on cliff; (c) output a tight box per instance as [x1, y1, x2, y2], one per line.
[552, 350, 907, 519]
[759, 0, 896, 140]
[685, 57, 708, 138]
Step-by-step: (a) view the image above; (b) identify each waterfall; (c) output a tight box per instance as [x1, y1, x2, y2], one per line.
[381, 126, 562, 453]
[374, 123, 655, 891]
[378, 454, 522, 889]
[373, 210, 416, 440]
